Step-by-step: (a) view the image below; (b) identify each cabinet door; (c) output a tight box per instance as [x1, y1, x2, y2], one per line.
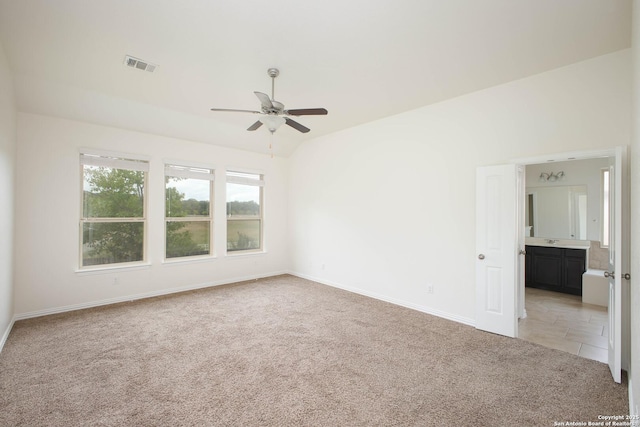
[531, 247, 563, 291]
[564, 248, 586, 295]
[524, 246, 533, 286]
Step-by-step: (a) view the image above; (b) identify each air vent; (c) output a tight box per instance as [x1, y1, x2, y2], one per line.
[124, 55, 157, 73]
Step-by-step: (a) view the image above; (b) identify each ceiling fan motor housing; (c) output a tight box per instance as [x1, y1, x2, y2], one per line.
[265, 100, 284, 114]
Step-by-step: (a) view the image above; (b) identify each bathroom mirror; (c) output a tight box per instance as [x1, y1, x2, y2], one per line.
[525, 185, 588, 240]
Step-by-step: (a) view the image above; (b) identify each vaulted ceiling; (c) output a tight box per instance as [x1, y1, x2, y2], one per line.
[0, 0, 632, 156]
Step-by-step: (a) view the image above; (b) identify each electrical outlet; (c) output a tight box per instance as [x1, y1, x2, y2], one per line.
[427, 284, 434, 294]
[112, 276, 119, 285]
[321, 263, 326, 270]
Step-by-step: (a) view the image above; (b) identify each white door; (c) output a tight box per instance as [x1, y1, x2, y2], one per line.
[607, 152, 623, 383]
[476, 165, 518, 337]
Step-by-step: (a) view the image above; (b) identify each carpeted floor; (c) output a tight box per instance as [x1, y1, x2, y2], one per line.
[0, 275, 628, 426]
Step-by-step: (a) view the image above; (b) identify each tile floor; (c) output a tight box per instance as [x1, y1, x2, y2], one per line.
[519, 287, 609, 363]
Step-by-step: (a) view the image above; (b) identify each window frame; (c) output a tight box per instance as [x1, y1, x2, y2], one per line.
[164, 163, 215, 261]
[226, 170, 264, 254]
[79, 152, 149, 269]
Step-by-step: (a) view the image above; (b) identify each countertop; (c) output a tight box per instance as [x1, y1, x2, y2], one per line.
[525, 237, 590, 250]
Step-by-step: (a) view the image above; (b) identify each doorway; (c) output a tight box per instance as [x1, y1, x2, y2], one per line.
[518, 157, 610, 362]
[476, 146, 629, 383]
[515, 147, 628, 383]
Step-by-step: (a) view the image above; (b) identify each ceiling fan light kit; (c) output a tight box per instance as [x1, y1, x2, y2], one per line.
[259, 115, 286, 133]
[210, 68, 328, 135]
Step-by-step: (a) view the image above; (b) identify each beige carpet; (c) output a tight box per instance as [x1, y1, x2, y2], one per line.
[0, 275, 628, 426]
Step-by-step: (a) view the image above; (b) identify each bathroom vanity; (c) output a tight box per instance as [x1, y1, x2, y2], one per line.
[525, 238, 589, 296]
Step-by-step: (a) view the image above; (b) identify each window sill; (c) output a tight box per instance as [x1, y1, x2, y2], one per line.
[75, 263, 151, 275]
[225, 250, 267, 259]
[162, 256, 217, 266]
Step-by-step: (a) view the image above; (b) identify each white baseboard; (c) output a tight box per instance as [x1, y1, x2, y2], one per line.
[13, 270, 288, 321]
[0, 318, 15, 354]
[289, 271, 476, 327]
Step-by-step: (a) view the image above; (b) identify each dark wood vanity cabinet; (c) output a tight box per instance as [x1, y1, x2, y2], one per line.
[525, 245, 586, 295]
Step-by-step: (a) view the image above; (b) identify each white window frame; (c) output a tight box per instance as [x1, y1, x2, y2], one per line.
[226, 170, 264, 254]
[164, 164, 215, 260]
[79, 152, 149, 269]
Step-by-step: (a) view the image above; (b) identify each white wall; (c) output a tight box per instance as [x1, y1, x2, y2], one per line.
[288, 49, 630, 324]
[13, 113, 289, 316]
[630, 0, 640, 416]
[0, 41, 16, 346]
[525, 158, 609, 241]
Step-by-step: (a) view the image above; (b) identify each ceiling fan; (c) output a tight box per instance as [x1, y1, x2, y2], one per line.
[210, 68, 328, 134]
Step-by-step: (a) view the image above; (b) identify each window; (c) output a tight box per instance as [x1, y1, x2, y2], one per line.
[601, 168, 610, 248]
[80, 153, 149, 267]
[226, 171, 263, 252]
[165, 164, 214, 259]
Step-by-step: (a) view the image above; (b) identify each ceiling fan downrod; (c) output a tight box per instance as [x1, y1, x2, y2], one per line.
[267, 67, 279, 100]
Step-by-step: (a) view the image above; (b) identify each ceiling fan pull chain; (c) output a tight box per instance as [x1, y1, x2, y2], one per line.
[269, 131, 274, 158]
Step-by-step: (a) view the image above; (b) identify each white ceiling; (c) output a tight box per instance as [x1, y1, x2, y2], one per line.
[0, 0, 632, 157]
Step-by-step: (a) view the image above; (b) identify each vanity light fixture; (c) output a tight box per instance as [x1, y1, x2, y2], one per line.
[539, 171, 565, 182]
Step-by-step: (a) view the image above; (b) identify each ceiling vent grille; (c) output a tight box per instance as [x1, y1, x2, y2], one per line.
[124, 55, 157, 73]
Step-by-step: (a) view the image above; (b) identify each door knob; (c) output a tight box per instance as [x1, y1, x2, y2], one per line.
[604, 271, 615, 279]
[478, 254, 485, 260]
[519, 249, 526, 255]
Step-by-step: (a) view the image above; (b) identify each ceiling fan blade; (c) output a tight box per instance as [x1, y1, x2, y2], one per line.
[285, 118, 310, 133]
[210, 108, 261, 114]
[247, 121, 263, 131]
[254, 91, 273, 109]
[284, 108, 328, 116]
